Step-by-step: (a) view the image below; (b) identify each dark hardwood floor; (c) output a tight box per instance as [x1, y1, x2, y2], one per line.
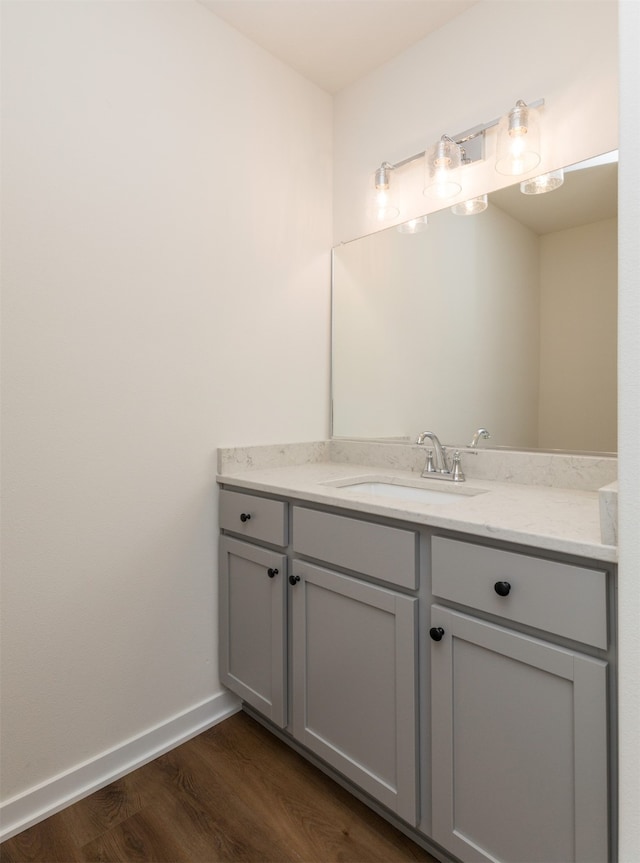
[1, 710, 437, 863]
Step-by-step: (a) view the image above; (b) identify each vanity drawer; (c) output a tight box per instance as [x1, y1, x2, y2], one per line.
[292, 506, 418, 590]
[431, 536, 608, 648]
[219, 489, 288, 546]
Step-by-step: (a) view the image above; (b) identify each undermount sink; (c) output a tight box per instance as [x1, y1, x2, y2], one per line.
[324, 476, 486, 506]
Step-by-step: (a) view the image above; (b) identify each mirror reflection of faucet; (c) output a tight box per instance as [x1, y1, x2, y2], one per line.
[469, 428, 491, 448]
[416, 431, 465, 482]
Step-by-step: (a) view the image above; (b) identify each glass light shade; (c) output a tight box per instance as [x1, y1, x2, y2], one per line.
[424, 137, 462, 200]
[451, 194, 488, 216]
[520, 168, 564, 195]
[367, 184, 400, 223]
[397, 215, 429, 234]
[495, 101, 541, 176]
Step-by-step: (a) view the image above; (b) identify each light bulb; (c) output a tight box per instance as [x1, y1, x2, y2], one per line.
[424, 136, 462, 199]
[495, 100, 541, 176]
[367, 181, 399, 223]
[375, 188, 399, 221]
[374, 164, 391, 191]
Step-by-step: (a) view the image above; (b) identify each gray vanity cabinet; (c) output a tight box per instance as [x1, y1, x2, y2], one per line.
[430, 537, 610, 863]
[218, 486, 614, 862]
[218, 491, 288, 727]
[219, 492, 419, 825]
[290, 506, 419, 824]
[290, 559, 418, 824]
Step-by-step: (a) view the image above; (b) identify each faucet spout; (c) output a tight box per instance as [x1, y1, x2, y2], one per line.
[416, 431, 448, 472]
[469, 428, 491, 448]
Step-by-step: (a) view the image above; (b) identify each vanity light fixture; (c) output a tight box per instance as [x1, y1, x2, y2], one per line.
[495, 100, 541, 176]
[520, 168, 564, 195]
[369, 98, 544, 222]
[451, 194, 488, 215]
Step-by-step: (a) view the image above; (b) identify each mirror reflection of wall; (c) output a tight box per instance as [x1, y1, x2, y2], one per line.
[332, 155, 617, 454]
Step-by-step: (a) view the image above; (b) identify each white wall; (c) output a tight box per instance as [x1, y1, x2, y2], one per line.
[538, 218, 617, 451]
[334, 0, 618, 244]
[0, 0, 331, 814]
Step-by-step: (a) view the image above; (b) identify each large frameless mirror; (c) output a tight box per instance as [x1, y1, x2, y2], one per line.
[331, 153, 617, 454]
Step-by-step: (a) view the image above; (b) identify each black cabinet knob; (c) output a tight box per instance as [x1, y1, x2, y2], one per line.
[429, 626, 445, 642]
[240, 512, 251, 523]
[267, 568, 278, 578]
[289, 575, 301, 586]
[494, 580, 511, 596]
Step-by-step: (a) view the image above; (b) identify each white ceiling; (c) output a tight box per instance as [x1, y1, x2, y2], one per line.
[198, 0, 478, 93]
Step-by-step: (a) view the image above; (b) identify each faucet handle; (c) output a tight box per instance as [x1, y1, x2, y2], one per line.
[451, 450, 465, 482]
[424, 448, 436, 473]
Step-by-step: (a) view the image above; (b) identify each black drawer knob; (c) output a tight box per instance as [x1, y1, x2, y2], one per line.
[267, 568, 278, 578]
[494, 580, 511, 597]
[289, 575, 301, 586]
[240, 512, 251, 523]
[429, 626, 445, 642]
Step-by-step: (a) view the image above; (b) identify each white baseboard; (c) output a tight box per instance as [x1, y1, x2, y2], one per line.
[0, 690, 241, 842]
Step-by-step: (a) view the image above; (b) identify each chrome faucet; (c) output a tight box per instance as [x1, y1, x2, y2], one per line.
[468, 427, 491, 448]
[416, 431, 465, 482]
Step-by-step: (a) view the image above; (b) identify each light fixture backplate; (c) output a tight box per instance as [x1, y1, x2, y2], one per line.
[456, 128, 485, 165]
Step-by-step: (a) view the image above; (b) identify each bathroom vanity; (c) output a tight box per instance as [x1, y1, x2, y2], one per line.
[217, 441, 617, 863]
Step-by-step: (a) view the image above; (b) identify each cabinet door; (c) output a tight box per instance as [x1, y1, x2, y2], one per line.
[219, 536, 287, 727]
[291, 561, 418, 825]
[430, 605, 608, 863]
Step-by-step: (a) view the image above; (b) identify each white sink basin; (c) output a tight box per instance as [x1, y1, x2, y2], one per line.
[325, 477, 486, 506]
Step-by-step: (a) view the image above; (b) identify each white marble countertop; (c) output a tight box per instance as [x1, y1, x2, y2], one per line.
[217, 453, 617, 564]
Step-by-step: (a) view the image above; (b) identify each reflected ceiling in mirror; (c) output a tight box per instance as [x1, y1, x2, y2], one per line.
[331, 153, 618, 454]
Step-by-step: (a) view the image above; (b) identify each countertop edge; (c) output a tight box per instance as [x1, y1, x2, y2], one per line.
[216, 468, 618, 565]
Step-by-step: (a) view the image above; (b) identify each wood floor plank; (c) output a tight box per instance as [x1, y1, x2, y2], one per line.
[80, 808, 191, 863]
[0, 711, 438, 863]
[195, 713, 433, 862]
[137, 744, 299, 861]
[144, 780, 297, 863]
[58, 768, 158, 847]
[0, 812, 84, 863]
